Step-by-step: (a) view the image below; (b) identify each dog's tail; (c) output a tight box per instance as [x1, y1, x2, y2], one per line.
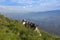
[34, 27, 42, 36]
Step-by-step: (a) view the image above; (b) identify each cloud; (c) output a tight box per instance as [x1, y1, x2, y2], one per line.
[0, 6, 37, 13]
[10, 0, 40, 6]
[10, 0, 39, 3]
[0, 0, 60, 13]
[0, 6, 24, 13]
[0, 0, 6, 2]
[9, 0, 60, 8]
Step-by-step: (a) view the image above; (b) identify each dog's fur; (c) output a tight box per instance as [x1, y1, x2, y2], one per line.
[22, 19, 42, 36]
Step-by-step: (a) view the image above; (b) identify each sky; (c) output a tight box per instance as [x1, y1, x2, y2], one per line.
[0, 0, 60, 13]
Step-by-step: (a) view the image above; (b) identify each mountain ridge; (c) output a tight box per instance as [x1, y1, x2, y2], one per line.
[0, 14, 60, 40]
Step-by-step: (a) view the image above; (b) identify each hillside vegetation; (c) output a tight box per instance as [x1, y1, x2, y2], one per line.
[0, 14, 60, 40]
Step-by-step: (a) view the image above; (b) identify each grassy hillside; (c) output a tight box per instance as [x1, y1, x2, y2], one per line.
[0, 14, 60, 40]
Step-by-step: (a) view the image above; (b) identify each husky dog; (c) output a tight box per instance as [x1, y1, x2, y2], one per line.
[22, 19, 36, 30]
[22, 19, 42, 36]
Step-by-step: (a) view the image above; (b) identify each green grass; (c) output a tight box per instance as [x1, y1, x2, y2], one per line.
[0, 14, 60, 40]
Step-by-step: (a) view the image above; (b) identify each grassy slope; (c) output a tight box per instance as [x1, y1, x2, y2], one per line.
[0, 14, 60, 40]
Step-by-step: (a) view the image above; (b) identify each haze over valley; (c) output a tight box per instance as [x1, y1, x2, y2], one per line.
[1, 10, 60, 36]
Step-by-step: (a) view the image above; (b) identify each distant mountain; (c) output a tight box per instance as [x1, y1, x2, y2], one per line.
[1, 10, 60, 36]
[23, 10, 60, 36]
[1, 14, 60, 40]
